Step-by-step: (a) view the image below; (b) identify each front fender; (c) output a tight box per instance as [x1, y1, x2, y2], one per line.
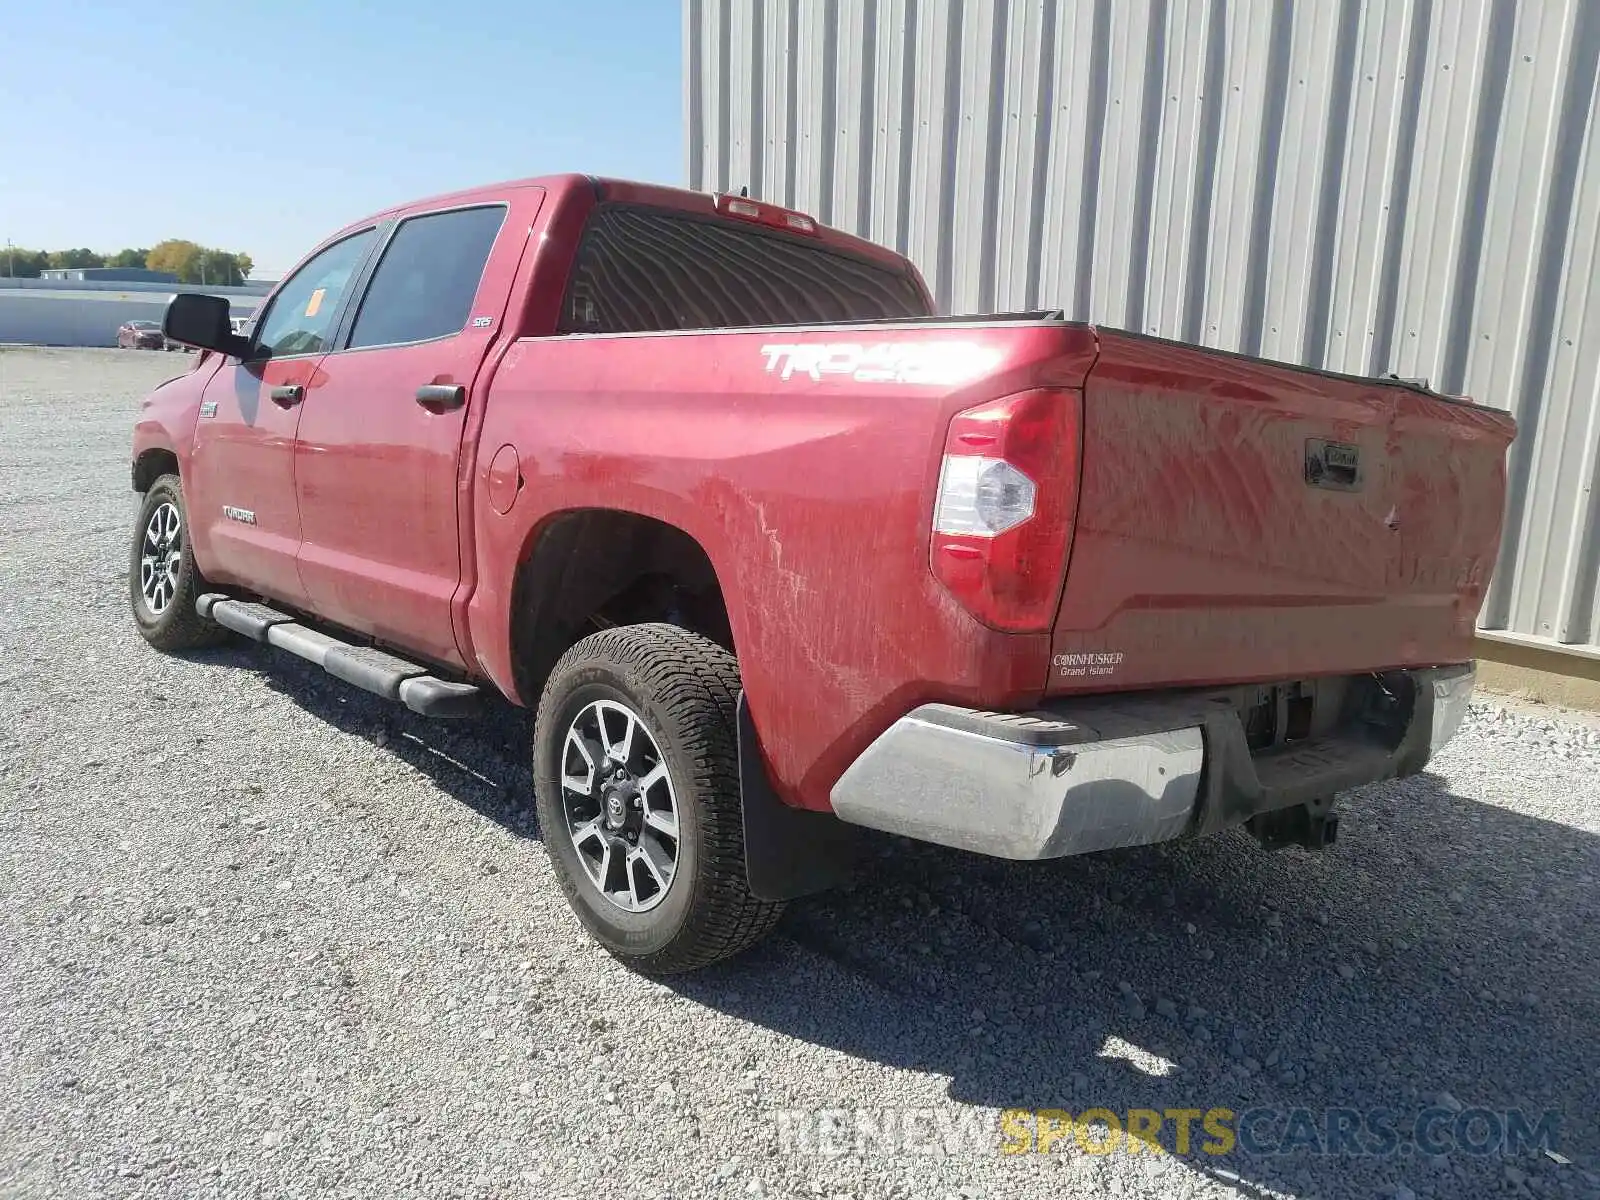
[130, 357, 218, 488]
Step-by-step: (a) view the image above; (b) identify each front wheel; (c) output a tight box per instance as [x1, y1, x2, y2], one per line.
[534, 624, 783, 974]
[128, 474, 228, 652]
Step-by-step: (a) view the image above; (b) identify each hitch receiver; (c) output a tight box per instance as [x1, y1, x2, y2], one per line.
[1246, 802, 1341, 852]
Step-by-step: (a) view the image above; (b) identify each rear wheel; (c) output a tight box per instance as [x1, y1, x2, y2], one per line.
[534, 623, 783, 974]
[129, 474, 228, 652]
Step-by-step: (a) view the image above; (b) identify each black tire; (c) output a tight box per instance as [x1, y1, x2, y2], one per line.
[534, 623, 783, 974]
[129, 473, 229, 652]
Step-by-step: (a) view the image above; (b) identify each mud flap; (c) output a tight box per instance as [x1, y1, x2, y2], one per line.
[738, 693, 861, 901]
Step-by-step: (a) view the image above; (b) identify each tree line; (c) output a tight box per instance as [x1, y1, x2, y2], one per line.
[1, 240, 255, 285]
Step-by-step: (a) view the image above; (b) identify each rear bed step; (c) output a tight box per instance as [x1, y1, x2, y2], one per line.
[196, 594, 482, 719]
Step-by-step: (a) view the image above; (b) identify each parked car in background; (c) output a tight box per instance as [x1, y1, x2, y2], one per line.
[116, 320, 166, 350]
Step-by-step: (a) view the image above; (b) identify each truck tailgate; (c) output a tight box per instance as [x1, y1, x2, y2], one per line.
[1049, 331, 1517, 694]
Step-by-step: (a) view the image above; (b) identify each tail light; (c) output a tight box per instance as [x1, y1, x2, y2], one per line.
[713, 193, 820, 235]
[930, 388, 1082, 632]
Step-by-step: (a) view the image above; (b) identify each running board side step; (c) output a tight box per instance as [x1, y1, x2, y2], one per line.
[197, 594, 483, 719]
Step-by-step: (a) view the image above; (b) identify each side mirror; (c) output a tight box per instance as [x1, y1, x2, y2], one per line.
[163, 293, 251, 357]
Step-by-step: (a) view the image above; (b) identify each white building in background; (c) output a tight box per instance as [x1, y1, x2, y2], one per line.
[0, 279, 262, 348]
[685, 0, 1600, 669]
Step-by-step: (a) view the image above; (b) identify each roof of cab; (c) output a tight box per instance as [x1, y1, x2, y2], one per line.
[316, 173, 917, 276]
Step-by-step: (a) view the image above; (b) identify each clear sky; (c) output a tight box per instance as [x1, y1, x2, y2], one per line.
[0, 0, 683, 277]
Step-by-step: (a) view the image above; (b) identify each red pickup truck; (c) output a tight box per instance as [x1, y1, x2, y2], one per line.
[130, 173, 1516, 973]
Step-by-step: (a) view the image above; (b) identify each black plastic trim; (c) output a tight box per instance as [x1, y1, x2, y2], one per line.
[198, 593, 482, 717]
[415, 384, 467, 411]
[209, 599, 294, 643]
[1182, 674, 1434, 837]
[264, 623, 340, 666]
[399, 676, 484, 719]
[322, 645, 426, 701]
[738, 693, 860, 902]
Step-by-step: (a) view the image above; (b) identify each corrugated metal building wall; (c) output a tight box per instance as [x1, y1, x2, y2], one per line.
[685, 0, 1600, 659]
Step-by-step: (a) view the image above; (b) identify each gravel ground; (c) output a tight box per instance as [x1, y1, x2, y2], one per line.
[2, 345, 1597, 1200]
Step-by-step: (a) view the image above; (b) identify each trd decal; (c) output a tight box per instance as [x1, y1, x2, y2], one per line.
[760, 341, 1003, 386]
[199, 401, 218, 418]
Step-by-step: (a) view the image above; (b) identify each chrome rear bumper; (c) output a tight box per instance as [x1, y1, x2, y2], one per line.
[830, 665, 1474, 861]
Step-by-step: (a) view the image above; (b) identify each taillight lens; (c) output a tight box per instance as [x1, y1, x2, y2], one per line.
[930, 388, 1082, 632]
[714, 193, 822, 235]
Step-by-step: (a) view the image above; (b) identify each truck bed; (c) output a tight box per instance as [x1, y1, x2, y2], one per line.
[478, 314, 1512, 811]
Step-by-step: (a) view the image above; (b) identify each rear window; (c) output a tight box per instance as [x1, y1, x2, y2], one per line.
[558, 205, 929, 334]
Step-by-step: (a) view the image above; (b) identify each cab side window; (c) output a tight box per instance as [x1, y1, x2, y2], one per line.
[347, 206, 507, 350]
[251, 229, 377, 359]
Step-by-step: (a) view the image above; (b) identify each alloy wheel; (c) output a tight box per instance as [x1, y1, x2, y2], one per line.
[139, 501, 183, 616]
[560, 700, 681, 913]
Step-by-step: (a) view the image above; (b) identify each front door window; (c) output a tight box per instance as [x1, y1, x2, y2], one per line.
[250, 229, 377, 359]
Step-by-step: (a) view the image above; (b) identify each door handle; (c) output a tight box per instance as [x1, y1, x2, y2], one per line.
[269, 385, 304, 408]
[415, 384, 466, 412]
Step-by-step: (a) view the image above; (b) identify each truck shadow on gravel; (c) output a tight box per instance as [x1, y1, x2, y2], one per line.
[211, 646, 1596, 1199]
[704, 787, 1600, 1199]
[192, 644, 543, 828]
